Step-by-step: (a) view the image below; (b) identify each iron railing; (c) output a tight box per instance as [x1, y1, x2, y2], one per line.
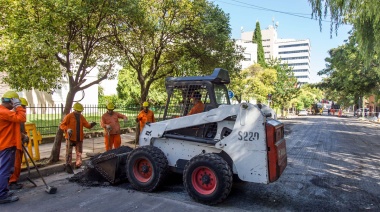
[26, 104, 167, 137]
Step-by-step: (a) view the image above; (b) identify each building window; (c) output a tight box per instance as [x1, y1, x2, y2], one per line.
[281, 56, 309, 60]
[279, 50, 309, 54]
[284, 63, 309, 66]
[292, 69, 308, 72]
[278, 43, 309, 48]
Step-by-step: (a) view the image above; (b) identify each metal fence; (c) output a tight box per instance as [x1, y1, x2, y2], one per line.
[27, 104, 167, 137]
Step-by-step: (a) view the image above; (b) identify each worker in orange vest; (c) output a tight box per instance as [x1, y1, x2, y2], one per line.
[136, 102, 155, 132]
[331, 108, 335, 116]
[187, 91, 205, 115]
[0, 91, 26, 204]
[60, 102, 96, 173]
[8, 97, 29, 190]
[101, 102, 128, 151]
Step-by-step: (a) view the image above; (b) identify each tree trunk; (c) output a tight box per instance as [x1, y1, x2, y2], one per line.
[48, 90, 76, 163]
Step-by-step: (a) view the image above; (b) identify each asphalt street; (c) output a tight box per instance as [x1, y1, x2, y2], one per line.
[2, 115, 380, 211]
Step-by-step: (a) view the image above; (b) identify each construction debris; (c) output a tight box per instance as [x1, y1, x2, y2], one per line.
[69, 146, 133, 186]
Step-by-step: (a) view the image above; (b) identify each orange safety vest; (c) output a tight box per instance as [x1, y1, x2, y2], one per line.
[101, 112, 127, 135]
[60, 112, 91, 142]
[137, 110, 155, 132]
[188, 101, 205, 115]
[0, 106, 26, 151]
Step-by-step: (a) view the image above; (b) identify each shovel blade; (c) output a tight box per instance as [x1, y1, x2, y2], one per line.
[45, 186, 57, 194]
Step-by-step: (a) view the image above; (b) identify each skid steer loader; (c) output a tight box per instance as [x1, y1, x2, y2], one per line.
[123, 68, 287, 205]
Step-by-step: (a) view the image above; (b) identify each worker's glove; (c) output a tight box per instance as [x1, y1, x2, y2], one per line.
[67, 129, 73, 136]
[11, 98, 21, 108]
[22, 135, 29, 145]
[135, 118, 139, 123]
[90, 122, 97, 128]
[106, 125, 112, 131]
[123, 117, 128, 124]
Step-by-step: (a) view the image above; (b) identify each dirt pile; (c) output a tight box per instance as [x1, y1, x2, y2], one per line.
[69, 146, 133, 186]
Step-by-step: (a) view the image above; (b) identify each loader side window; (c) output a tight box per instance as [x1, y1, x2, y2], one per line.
[215, 84, 229, 105]
[165, 85, 210, 119]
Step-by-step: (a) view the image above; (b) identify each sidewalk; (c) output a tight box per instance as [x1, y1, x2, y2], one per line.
[19, 132, 137, 182]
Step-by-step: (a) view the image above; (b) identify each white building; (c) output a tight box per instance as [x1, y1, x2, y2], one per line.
[235, 39, 258, 69]
[276, 39, 311, 84]
[240, 25, 311, 84]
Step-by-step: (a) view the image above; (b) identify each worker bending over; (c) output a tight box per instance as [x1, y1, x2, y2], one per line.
[101, 102, 128, 151]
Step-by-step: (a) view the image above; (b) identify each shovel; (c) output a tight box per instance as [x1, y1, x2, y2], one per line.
[22, 149, 37, 187]
[65, 132, 74, 174]
[107, 127, 112, 151]
[22, 145, 57, 194]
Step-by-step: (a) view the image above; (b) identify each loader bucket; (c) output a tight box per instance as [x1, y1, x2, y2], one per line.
[92, 147, 131, 184]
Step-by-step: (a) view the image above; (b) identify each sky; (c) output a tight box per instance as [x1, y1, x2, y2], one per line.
[211, 0, 353, 83]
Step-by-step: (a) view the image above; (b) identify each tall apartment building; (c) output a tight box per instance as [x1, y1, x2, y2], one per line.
[240, 25, 311, 84]
[276, 38, 311, 84]
[235, 39, 258, 69]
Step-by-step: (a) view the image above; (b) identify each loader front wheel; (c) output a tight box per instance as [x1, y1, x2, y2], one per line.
[183, 153, 232, 205]
[126, 146, 168, 192]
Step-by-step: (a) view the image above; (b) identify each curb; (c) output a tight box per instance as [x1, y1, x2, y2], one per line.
[19, 140, 138, 182]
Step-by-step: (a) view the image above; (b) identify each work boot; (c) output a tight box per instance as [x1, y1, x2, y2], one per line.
[9, 182, 23, 190]
[0, 195, 19, 204]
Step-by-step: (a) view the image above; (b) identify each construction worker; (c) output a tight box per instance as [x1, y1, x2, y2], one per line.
[136, 102, 155, 132]
[101, 102, 128, 151]
[60, 102, 96, 173]
[8, 97, 29, 190]
[187, 91, 205, 115]
[0, 91, 26, 204]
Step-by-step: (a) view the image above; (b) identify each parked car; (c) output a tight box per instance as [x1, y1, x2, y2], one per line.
[355, 108, 369, 116]
[298, 109, 308, 116]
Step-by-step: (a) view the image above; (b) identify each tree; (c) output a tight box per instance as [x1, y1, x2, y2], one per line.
[0, 0, 136, 162]
[229, 64, 276, 103]
[252, 21, 266, 67]
[317, 34, 380, 110]
[267, 59, 300, 116]
[112, 0, 243, 104]
[309, 0, 380, 62]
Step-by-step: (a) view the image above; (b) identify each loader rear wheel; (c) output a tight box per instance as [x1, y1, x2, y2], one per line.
[126, 146, 168, 192]
[183, 153, 232, 205]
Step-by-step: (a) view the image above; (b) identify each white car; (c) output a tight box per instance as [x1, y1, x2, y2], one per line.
[298, 109, 308, 116]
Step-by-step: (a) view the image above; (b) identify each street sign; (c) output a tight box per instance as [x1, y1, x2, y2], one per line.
[228, 90, 234, 99]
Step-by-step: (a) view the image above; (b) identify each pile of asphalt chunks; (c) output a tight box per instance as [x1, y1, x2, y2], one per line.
[69, 146, 132, 187]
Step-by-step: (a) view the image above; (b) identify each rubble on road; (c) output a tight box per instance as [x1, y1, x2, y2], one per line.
[69, 146, 133, 186]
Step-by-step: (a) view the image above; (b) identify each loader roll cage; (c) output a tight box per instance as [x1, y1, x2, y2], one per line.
[163, 68, 231, 120]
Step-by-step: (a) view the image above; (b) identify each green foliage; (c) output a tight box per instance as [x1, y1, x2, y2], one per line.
[252, 21, 266, 67]
[113, 0, 243, 104]
[267, 59, 300, 112]
[317, 34, 380, 108]
[0, 0, 136, 104]
[309, 0, 380, 63]
[296, 84, 324, 109]
[229, 64, 276, 103]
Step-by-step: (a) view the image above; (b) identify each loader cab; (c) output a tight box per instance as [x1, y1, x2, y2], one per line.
[163, 68, 231, 120]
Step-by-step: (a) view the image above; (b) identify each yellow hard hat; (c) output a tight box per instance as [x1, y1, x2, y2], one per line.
[20, 97, 29, 106]
[106, 102, 115, 110]
[143, 102, 149, 107]
[73, 102, 84, 112]
[2, 91, 19, 99]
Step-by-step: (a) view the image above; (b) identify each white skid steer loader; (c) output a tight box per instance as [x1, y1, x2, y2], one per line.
[125, 68, 287, 205]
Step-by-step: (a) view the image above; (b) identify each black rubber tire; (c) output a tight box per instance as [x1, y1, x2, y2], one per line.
[126, 146, 168, 192]
[183, 153, 233, 205]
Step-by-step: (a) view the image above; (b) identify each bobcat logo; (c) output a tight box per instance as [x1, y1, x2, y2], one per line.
[145, 131, 152, 136]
